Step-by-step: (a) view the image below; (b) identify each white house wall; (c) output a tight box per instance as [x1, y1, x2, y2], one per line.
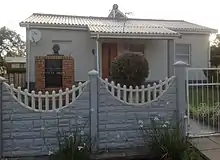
[27, 28, 96, 82]
[27, 28, 210, 84]
[176, 34, 210, 80]
[144, 40, 168, 81]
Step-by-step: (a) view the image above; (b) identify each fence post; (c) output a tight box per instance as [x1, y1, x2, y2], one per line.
[0, 77, 6, 158]
[173, 61, 188, 137]
[88, 70, 99, 152]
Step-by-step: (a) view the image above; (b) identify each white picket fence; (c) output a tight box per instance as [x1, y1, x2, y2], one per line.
[101, 76, 175, 105]
[3, 81, 89, 111]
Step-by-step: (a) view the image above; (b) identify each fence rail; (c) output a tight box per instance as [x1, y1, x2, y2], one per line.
[3, 81, 89, 111]
[100, 76, 175, 105]
[187, 68, 220, 137]
[3, 72, 26, 88]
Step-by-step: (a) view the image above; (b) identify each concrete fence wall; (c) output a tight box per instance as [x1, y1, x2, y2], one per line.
[0, 61, 188, 158]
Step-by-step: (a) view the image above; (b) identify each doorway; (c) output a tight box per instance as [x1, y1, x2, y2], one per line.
[102, 43, 117, 79]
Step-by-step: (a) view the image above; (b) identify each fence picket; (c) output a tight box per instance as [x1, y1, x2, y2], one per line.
[52, 91, 56, 110]
[117, 83, 120, 99]
[141, 85, 145, 103]
[24, 89, 28, 106]
[17, 86, 21, 101]
[38, 91, 42, 110]
[165, 77, 168, 89]
[72, 85, 76, 102]
[45, 91, 49, 111]
[129, 86, 133, 103]
[105, 78, 108, 88]
[111, 81, 115, 96]
[65, 88, 69, 105]
[147, 84, 151, 101]
[59, 90, 62, 108]
[159, 80, 163, 94]
[10, 84, 14, 95]
[135, 86, 139, 103]
[123, 85, 127, 102]
[31, 91, 35, 109]
[153, 83, 157, 99]
[78, 82, 82, 94]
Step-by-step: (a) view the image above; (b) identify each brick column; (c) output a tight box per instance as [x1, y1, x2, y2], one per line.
[62, 57, 74, 89]
[35, 56, 45, 90]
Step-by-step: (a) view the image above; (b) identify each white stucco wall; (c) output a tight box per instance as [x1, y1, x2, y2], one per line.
[176, 34, 210, 80]
[144, 40, 168, 81]
[27, 28, 96, 82]
[27, 28, 210, 83]
[116, 40, 168, 81]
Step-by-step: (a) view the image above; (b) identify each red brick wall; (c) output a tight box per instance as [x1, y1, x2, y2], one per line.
[35, 56, 74, 92]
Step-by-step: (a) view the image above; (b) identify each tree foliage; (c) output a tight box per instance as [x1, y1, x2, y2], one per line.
[0, 26, 25, 73]
[110, 53, 149, 87]
[210, 34, 220, 67]
[0, 26, 26, 58]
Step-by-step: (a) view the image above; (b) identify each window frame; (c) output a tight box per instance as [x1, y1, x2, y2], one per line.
[175, 43, 192, 65]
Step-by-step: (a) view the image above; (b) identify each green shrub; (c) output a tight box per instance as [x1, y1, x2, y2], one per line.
[110, 53, 149, 87]
[203, 70, 220, 83]
[49, 129, 90, 160]
[140, 117, 201, 160]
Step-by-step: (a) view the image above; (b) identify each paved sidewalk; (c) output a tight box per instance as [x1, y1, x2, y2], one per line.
[191, 137, 220, 160]
[189, 119, 220, 160]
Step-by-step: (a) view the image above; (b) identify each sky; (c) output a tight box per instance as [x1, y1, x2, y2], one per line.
[0, 0, 219, 40]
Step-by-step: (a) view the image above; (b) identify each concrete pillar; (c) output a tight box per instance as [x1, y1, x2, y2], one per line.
[174, 61, 189, 137]
[0, 77, 6, 157]
[88, 70, 99, 152]
[168, 39, 175, 77]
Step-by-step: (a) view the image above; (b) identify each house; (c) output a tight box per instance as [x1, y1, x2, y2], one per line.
[19, 4, 218, 90]
[4, 57, 26, 88]
[5, 56, 26, 71]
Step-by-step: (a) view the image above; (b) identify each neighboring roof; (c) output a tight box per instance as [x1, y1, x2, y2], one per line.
[5, 57, 26, 63]
[20, 13, 218, 35]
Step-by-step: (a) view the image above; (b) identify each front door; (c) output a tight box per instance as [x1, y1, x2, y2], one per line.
[102, 43, 117, 79]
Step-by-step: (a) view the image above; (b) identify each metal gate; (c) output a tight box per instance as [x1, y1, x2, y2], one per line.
[187, 68, 220, 137]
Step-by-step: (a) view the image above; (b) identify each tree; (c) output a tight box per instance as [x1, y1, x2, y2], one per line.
[210, 34, 220, 67]
[0, 26, 26, 58]
[0, 26, 25, 74]
[111, 53, 149, 87]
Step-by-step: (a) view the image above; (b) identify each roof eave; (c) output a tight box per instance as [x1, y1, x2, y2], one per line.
[90, 32, 181, 39]
[19, 22, 88, 30]
[173, 28, 218, 34]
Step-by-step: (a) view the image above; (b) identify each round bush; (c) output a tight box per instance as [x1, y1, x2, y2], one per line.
[110, 53, 149, 87]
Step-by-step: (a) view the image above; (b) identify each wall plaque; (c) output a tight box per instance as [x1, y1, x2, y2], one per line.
[45, 59, 62, 88]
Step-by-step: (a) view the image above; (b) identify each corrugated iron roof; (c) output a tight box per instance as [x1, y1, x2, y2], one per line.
[88, 25, 179, 36]
[20, 13, 218, 34]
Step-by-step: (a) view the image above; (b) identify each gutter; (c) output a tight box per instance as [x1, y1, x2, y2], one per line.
[19, 22, 88, 31]
[90, 32, 181, 39]
[95, 34, 100, 75]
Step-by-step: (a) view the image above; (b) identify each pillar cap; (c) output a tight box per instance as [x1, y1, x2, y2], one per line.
[173, 61, 189, 67]
[88, 70, 99, 76]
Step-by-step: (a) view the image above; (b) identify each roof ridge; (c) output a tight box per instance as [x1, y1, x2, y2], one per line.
[32, 13, 185, 22]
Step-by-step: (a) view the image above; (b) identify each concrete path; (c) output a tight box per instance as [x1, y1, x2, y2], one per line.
[191, 137, 220, 160]
[189, 119, 217, 136]
[189, 119, 220, 160]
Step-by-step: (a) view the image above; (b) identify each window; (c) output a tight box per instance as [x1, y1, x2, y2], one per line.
[175, 44, 191, 64]
[20, 63, 26, 68]
[11, 64, 20, 68]
[11, 63, 26, 68]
